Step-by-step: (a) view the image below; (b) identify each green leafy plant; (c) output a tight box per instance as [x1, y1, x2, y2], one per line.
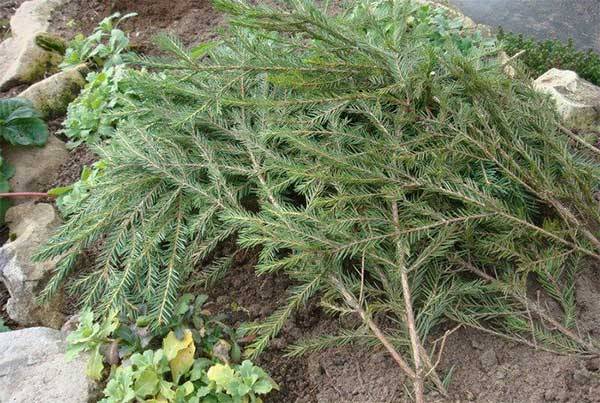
[101, 339, 277, 403]
[0, 98, 48, 220]
[0, 318, 10, 333]
[66, 296, 276, 402]
[66, 309, 119, 380]
[498, 28, 600, 85]
[60, 12, 136, 70]
[39, 1, 600, 401]
[49, 160, 106, 216]
[61, 13, 135, 147]
[62, 60, 128, 147]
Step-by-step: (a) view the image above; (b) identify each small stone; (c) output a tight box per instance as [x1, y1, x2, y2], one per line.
[215, 295, 228, 306]
[465, 390, 476, 401]
[556, 389, 569, 402]
[270, 337, 287, 350]
[332, 355, 345, 366]
[573, 369, 591, 385]
[544, 389, 557, 401]
[259, 306, 271, 317]
[585, 357, 600, 372]
[470, 338, 485, 350]
[60, 313, 80, 335]
[247, 303, 262, 318]
[212, 339, 231, 363]
[479, 349, 498, 371]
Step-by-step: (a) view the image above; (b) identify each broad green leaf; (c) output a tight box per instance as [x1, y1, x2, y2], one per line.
[102, 365, 135, 402]
[174, 381, 195, 402]
[48, 186, 74, 197]
[163, 329, 194, 361]
[158, 379, 176, 401]
[1, 117, 48, 146]
[134, 367, 160, 398]
[227, 377, 251, 397]
[206, 363, 237, 392]
[1, 160, 15, 181]
[253, 379, 276, 395]
[167, 331, 195, 383]
[87, 345, 105, 380]
[0, 98, 33, 120]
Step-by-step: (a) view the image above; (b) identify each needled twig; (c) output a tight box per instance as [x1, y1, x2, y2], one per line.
[559, 124, 600, 157]
[456, 257, 599, 354]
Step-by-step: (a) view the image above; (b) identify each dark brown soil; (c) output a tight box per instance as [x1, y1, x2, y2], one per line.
[49, 0, 223, 52]
[203, 250, 407, 403]
[49, 144, 98, 189]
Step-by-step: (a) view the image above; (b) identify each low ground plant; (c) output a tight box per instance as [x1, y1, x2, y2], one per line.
[499, 28, 600, 84]
[67, 295, 277, 402]
[38, 1, 600, 401]
[61, 13, 135, 147]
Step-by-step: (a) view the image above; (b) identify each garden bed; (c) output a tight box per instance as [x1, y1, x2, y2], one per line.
[2, 1, 600, 402]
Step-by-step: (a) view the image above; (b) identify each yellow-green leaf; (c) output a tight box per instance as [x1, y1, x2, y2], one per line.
[163, 329, 193, 361]
[133, 367, 160, 398]
[172, 344, 195, 384]
[86, 345, 104, 380]
[163, 329, 196, 383]
[206, 363, 236, 391]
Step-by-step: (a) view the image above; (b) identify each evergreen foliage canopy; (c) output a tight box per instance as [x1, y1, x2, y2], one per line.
[37, 0, 600, 398]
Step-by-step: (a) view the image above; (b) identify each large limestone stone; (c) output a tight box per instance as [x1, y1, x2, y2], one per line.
[4, 134, 69, 196]
[0, 327, 92, 403]
[534, 68, 600, 126]
[0, 0, 65, 90]
[19, 64, 87, 118]
[0, 202, 64, 328]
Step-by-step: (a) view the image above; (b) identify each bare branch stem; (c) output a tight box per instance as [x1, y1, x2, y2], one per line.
[392, 201, 425, 403]
[0, 192, 50, 198]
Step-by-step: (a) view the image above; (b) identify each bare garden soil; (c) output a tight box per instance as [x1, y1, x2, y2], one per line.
[1, 0, 600, 401]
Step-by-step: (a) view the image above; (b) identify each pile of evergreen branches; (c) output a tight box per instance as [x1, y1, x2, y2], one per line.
[36, 1, 600, 400]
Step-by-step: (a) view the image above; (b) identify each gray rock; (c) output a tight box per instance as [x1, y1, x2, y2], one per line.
[0, 202, 64, 328]
[0, 327, 92, 403]
[0, 0, 65, 90]
[19, 64, 87, 118]
[534, 68, 600, 126]
[4, 135, 69, 196]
